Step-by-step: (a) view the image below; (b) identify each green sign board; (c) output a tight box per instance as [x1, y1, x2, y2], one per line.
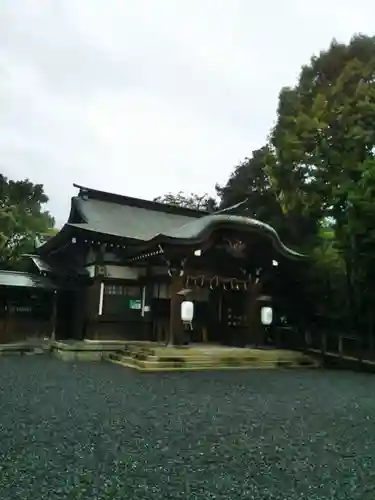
[129, 299, 141, 310]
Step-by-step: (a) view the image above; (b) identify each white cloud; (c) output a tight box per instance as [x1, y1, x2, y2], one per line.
[1, 0, 374, 224]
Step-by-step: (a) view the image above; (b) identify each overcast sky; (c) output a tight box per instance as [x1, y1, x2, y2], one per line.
[1, 0, 374, 225]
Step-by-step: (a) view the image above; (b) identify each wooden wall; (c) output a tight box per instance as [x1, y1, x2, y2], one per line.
[0, 317, 52, 344]
[85, 318, 152, 341]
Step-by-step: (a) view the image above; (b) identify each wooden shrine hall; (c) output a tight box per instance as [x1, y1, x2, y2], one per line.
[0, 184, 304, 346]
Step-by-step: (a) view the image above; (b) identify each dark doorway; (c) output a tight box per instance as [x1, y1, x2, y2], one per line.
[55, 288, 88, 341]
[207, 289, 246, 346]
[55, 290, 74, 340]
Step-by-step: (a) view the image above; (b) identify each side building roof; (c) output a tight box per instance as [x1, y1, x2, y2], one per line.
[0, 270, 60, 290]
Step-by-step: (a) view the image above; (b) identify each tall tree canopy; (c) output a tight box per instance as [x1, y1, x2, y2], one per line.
[0, 175, 55, 269]
[154, 191, 218, 211]
[217, 146, 281, 223]
[271, 35, 375, 222]
[270, 34, 375, 332]
[218, 34, 375, 336]
[217, 146, 318, 250]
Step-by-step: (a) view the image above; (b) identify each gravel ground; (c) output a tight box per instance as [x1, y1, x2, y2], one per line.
[0, 357, 375, 499]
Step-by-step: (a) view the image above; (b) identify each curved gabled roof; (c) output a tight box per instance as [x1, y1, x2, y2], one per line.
[37, 184, 304, 260]
[144, 214, 304, 259]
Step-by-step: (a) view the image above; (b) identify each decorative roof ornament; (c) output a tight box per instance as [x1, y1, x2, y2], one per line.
[166, 257, 187, 277]
[223, 238, 246, 258]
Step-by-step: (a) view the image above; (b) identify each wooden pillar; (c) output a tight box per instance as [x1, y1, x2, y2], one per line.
[73, 286, 89, 341]
[245, 280, 262, 346]
[338, 334, 343, 359]
[321, 331, 327, 354]
[3, 298, 9, 343]
[5, 299, 14, 343]
[93, 280, 103, 340]
[202, 326, 208, 343]
[85, 280, 103, 340]
[51, 290, 57, 341]
[168, 275, 184, 346]
[93, 280, 105, 340]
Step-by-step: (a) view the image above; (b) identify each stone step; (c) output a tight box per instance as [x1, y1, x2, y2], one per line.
[106, 353, 319, 371]
[108, 357, 318, 372]
[127, 354, 317, 366]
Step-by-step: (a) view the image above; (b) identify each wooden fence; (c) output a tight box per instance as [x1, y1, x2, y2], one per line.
[270, 326, 375, 370]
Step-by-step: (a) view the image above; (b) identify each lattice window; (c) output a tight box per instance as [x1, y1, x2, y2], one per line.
[104, 284, 123, 296]
[104, 284, 141, 297]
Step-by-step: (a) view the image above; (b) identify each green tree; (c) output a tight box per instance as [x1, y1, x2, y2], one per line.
[217, 146, 318, 250]
[154, 191, 218, 211]
[270, 34, 375, 336]
[0, 175, 55, 269]
[272, 36, 375, 221]
[217, 147, 281, 222]
[216, 35, 375, 339]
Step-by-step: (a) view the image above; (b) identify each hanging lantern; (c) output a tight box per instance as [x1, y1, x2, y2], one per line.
[260, 306, 273, 325]
[181, 301, 194, 322]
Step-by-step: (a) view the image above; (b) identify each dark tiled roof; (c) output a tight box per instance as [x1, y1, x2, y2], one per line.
[163, 214, 271, 238]
[38, 184, 303, 260]
[72, 184, 208, 216]
[71, 197, 202, 240]
[155, 214, 304, 258]
[0, 270, 58, 289]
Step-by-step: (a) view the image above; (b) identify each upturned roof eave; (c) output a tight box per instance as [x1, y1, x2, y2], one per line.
[134, 215, 305, 260]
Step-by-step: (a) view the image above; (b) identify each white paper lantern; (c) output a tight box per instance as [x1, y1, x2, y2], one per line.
[260, 306, 273, 325]
[181, 301, 194, 322]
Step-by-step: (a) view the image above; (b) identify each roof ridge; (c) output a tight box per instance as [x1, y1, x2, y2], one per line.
[73, 183, 209, 217]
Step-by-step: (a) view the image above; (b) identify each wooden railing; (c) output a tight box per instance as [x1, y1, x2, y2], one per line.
[269, 326, 375, 369]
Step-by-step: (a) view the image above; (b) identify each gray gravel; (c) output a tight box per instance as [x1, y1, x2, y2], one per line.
[0, 357, 375, 499]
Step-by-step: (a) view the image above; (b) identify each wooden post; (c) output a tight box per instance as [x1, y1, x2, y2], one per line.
[368, 307, 374, 358]
[321, 331, 327, 354]
[202, 326, 208, 343]
[51, 290, 57, 342]
[4, 299, 13, 343]
[168, 275, 184, 346]
[3, 299, 9, 342]
[88, 280, 104, 341]
[244, 281, 260, 347]
[369, 331, 374, 357]
[338, 334, 343, 359]
[357, 336, 363, 365]
[304, 329, 310, 349]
